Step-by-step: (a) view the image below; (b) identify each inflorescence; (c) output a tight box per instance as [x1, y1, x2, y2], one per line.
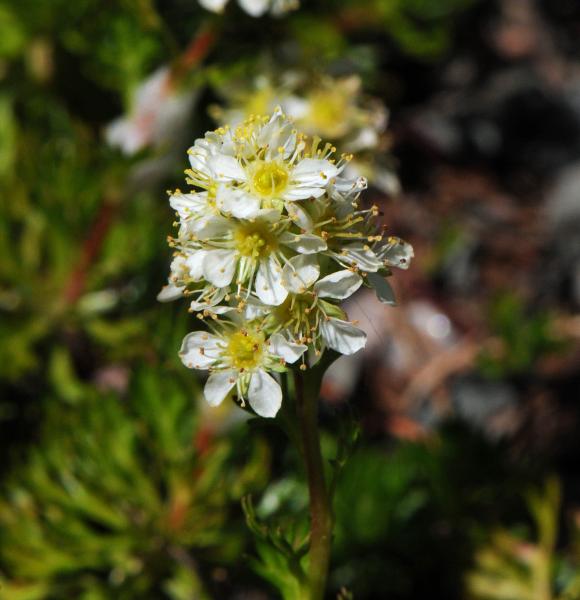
[159, 109, 413, 417]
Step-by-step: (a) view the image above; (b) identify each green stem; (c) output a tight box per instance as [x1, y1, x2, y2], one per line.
[294, 369, 332, 600]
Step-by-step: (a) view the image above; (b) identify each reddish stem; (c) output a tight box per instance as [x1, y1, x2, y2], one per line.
[63, 201, 118, 305]
[178, 24, 218, 72]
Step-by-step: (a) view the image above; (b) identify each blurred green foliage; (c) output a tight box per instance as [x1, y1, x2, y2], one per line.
[0, 1, 170, 389]
[331, 425, 526, 598]
[242, 494, 309, 600]
[386, 0, 475, 57]
[0, 366, 269, 599]
[467, 478, 580, 600]
[0, 0, 166, 100]
[339, 0, 476, 58]
[478, 294, 564, 378]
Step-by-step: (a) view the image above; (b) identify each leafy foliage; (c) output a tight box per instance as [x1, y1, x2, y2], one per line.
[467, 478, 580, 600]
[478, 294, 564, 378]
[0, 367, 269, 599]
[331, 425, 535, 599]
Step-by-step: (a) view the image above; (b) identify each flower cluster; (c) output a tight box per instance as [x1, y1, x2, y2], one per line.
[160, 109, 413, 417]
[211, 72, 400, 195]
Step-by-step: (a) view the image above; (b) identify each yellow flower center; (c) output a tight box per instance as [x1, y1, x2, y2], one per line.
[307, 91, 349, 138]
[234, 221, 279, 259]
[251, 162, 289, 197]
[227, 329, 265, 371]
[272, 293, 316, 337]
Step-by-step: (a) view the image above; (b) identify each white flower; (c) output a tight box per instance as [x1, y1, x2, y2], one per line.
[284, 192, 387, 274]
[319, 317, 367, 356]
[157, 254, 190, 302]
[174, 207, 328, 306]
[161, 108, 413, 402]
[179, 326, 306, 417]
[265, 267, 367, 356]
[198, 0, 298, 17]
[377, 236, 414, 270]
[106, 67, 196, 156]
[211, 72, 400, 194]
[367, 236, 415, 305]
[209, 75, 282, 126]
[156, 250, 231, 315]
[169, 185, 263, 239]
[185, 110, 345, 213]
[284, 76, 376, 141]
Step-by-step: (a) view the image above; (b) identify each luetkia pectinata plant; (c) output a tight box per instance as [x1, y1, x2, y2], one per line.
[159, 107, 413, 599]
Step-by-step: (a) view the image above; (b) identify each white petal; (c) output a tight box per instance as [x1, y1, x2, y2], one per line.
[106, 118, 146, 155]
[282, 96, 309, 120]
[347, 126, 379, 152]
[279, 232, 327, 254]
[179, 331, 222, 370]
[368, 273, 396, 306]
[258, 109, 295, 155]
[242, 296, 270, 320]
[191, 215, 230, 240]
[314, 270, 362, 300]
[286, 202, 314, 230]
[216, 186, 261, 219]
[248, 369, 282, 417]
[268, 333, 307, 364]
[253, 208, 282, 223]
[186, 250, 207, 281]
[133, 67, 171, 109]
[255, 256, 288, 305]
[332, 175, 367, 195]
[238, 0, 269, 16]
[292, 158, 338, 186]
[167, 254, 190, 281]
[320, 318, 367, 355]
[189, 287, 229, 312]
[208, 154, 246, 182]
[282, 186, 326, 201]
[209, 306, 236, 314]
[169, 192, 207, 220]
[338, 244, 382, 272]
[203, 249, 237, 287]
[281, 254, 319, 294]
[204, 370, 237, 406]
[157, 283, 185, 302]
[199, 0, 229, 12]
[188, 139, 213, 173]
[381, 237, 414, 270]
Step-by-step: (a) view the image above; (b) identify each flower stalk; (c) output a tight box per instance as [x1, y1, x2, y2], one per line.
[295, 368, 332, 600]
[158, 108, 413, 598]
